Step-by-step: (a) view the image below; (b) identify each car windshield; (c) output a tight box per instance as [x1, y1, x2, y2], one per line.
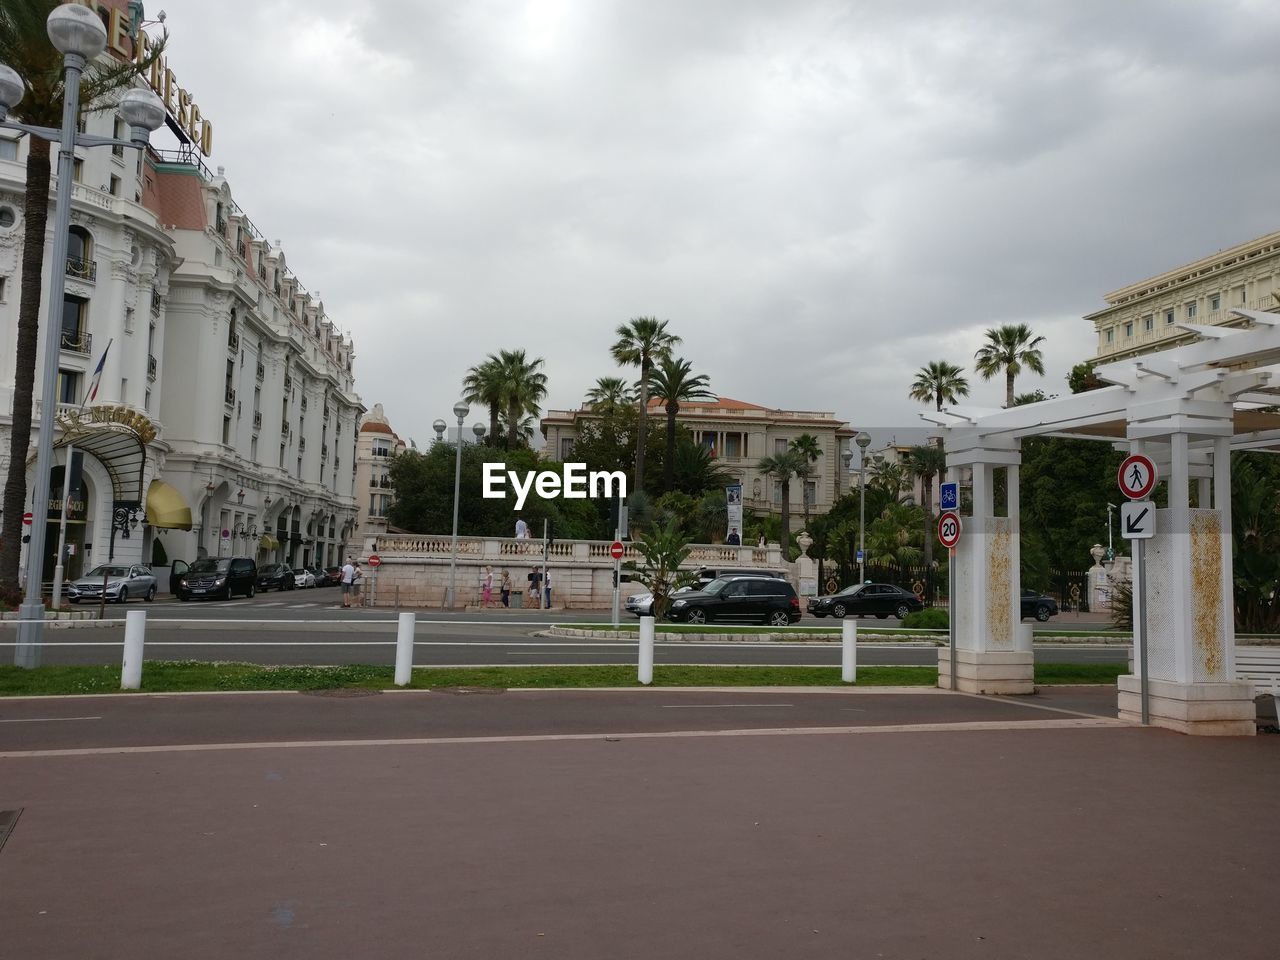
[86, 566, 129, 578]
[190, 558, 230, 574]
[835, 585, 865, 597]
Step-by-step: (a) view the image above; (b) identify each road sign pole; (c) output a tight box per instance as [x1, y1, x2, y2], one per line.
[1135, 538, 1148, 725]
[949, 546, 956, 691]
[611, 527, 621, 628]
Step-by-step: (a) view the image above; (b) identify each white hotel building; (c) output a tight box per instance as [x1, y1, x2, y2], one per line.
[0, 31, 362, 584]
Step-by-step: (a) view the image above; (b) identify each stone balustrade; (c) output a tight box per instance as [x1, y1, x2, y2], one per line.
[361, 534, 787, 609]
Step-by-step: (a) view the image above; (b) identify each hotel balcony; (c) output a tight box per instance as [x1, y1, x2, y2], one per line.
[59, 330, 92, 355]
[65, 256, 96, 282]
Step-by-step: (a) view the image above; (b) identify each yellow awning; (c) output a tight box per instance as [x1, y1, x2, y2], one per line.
[259, 534, 279, 551]
[145, 480, 192, 530]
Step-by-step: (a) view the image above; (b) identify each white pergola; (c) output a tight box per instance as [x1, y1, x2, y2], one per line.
[921, 308, 1280, 735]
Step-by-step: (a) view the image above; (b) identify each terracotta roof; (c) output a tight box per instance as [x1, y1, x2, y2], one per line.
[151, 168, 208, 231]
[359, 422, 394, 435]
[645, 396, 769, 412]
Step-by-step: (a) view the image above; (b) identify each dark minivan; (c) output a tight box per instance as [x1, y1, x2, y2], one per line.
[175, 556, 258, 601]
[666, 575, 801, 626]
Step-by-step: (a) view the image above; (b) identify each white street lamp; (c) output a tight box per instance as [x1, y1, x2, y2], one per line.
[5, 8, 165, 667]
[445, 401, 469, 608]
[855, 431, 872, 584]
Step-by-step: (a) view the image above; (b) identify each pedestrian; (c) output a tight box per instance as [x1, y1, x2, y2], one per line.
[351, 562, 363, 605]
[726, 527, 741, 545]
[758, 534, 766, 548]
[340, 556, 356, 608]
[515, 515, 529, 539]
[528, 568, 542, 608]
[500, 569, 511, 607]
[544, 569, 552, 608]
[481, 565, 493, 607]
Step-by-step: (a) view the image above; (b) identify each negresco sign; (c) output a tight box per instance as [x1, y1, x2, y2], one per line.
[63, 0, 214, 157]
[56, 404, 158, 445]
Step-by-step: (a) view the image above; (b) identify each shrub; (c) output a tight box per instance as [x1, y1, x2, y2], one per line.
[902, 608, 949, 630]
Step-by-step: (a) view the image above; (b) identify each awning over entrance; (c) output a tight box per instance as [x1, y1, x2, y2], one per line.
[259, 534, 280, 551]
[145, 480, 193, 530]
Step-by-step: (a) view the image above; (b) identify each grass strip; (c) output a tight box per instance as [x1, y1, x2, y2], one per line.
[0, 661, 1127, 695]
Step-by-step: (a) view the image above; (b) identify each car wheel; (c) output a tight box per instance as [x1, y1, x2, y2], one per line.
[686, 607, 707, 625]
[118, 587, 128, 604]
[1035, 605, 1051, 622]
[832, 603, 847, 619]
[895, 603, 910, 619]
[145, 585, 155, 602]
[178, 592, 189, 602]
[248, 583, 256, 599]
[767, 610, 791, 627]
[811, 611, 826, 618]
[223, 586, 233, 601]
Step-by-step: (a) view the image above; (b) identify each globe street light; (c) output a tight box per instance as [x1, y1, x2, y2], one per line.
[3, 7, 166, 667]
[445, 401, 469, 608]
[855, 431, 872, 584]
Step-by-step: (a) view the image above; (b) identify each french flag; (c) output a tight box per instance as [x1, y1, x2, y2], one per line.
[82, 338, 112, 410]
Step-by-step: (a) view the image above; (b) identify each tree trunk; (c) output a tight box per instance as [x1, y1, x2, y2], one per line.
[663, 401, 677, 493]
[779, 477, 791, 557]
[488, 402, 499, 445]
[1006, 369, 1015, 407]
[634, 358, 650, 489]
[921, 471, 934, 570]
[506, 399, 519, 448]
[1, 140, 52, 593]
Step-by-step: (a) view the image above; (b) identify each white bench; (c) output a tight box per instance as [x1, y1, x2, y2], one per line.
[1236, 646, 1280, 725]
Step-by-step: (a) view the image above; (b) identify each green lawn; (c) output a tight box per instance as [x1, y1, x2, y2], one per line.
[0, 661, 1131, 695]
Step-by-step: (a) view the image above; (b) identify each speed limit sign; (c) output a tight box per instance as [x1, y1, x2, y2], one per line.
[937, 511, 962, 549]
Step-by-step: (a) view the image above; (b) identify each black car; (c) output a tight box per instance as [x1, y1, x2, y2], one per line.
[256, 563, 296, 592]
[666, 576, 801, 626]
[1021, 590, 1059, 622]
[176, 556, 257, 601]
[806, 583, 924, 620]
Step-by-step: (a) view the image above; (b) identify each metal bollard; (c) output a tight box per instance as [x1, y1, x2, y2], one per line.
[121, 609, 146, 690]
[638, 616, 655, 685]
[841, 618, 857, 684]
[394, 611, 416, 686]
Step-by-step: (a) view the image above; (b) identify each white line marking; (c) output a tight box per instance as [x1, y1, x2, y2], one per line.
[661, 703, 793, 709]
[0, 718, 1129, 758]
[0, 716, 101, 723]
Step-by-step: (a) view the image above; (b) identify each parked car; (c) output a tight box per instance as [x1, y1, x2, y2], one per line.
[294, 567, 317, 589]
[806, 583, 924, 620]
[625, 585, 695, 617]
[175, 556, 257, 601]
[692, 567, 785, 588]
[325, 566, 342, 586]
[1021, 590, 1059, 622]
[256, 563, 296, 592]
[67, 564, 158, 604]
[308, 565, 334, 587]
[666, 576, 801, 626]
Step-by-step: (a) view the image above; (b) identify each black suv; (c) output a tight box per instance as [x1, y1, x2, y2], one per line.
[175, 556, 257, 601]
[666, 576, 801, 626]
[1021, 590, 1059, 622]
[256, 563, 295, 592]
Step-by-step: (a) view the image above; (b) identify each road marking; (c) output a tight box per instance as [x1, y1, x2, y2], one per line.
[0, 717, 1129, 758]
[0, 716, 101, 724]
[661, 703, 793, 709]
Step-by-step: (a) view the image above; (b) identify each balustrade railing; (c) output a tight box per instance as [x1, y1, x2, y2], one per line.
[367, 534, 781, 567]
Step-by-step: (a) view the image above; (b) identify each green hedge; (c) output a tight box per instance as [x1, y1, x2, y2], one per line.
[902, 608, 949, 630]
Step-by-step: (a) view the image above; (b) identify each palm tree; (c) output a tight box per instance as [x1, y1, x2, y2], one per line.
[789, 434, 822, 528]
[495, 349, 547, 449]
[909, 361, 970, 411]
[648, 356, 714, 492]
[0, 3, 164, 592]
[611, 317, 680, 489]
[868, 457, 910, 502]
[905, 444, 947, 571]
[868, 502, 925, 579]
[462, 356, 504, 442]
[974, 324, 1046, 408]
[584, 376, 635, 417]
[757, 448, 809, 556]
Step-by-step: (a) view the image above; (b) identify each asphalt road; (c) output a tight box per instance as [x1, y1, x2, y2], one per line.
[1, 604, 1130, 668]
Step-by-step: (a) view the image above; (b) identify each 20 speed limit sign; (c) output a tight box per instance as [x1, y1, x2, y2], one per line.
[937, 511, 962, 549]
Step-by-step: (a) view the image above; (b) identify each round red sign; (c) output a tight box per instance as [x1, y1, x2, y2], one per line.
[937, 511, 962, 549]
[1117, 454, 1157, 500]
[367, 554, 382, 568]
[609, 541, 625, 560]
[22, 511, 32, 525]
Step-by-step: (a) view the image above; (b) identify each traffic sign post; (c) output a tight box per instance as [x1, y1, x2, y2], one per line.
[937, 510, 962, 690]
[937, 511, 961, 550]
[940, 482, 958, 512]
[1118, 456, 1157, 724]
[22, 511, 32, 526]
[1120, 501, 1154, 540]
[367, 554, 382, 567]
[1118, 454, 1157, 500]
[610, 531, 622, 627]
[367, 554, 382, 608]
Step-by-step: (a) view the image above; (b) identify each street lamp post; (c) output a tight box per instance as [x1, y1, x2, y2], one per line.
[2, 6, 165, 667]
[97, 503, 140, 620]
[855, 431, 872, 584]
[445, 401, 468, 609]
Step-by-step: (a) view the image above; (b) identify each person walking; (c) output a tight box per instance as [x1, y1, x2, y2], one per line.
[543, 569, 552, 609]
[481, 565, 494, 607]
[340, 557, 356, 608]
[515, 515, 529, 539]
[351, 562, 363, 606]
[500, 569, 511, 608]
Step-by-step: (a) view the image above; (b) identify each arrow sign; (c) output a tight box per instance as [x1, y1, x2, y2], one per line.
[1120, 500, 1154, 539]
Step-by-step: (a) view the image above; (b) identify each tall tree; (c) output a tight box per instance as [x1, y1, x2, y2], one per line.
[789, 433, 822, 528]
[974, 323, 1046, 407]
[0, 2, 164, 592]
[905, 444, 947, 570]
[909, 360, 970, 411]
[611, 317, 679, 490]
[584, 376, 635, 416]
[757, 448, 809, 557]
[647, 356, 714, 493]
[495, 349, 547, 449]
[461, 356, 504, 443]
[867, 457, 909, 502]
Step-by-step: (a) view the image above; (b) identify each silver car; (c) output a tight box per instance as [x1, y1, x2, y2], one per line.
[67, 564, 158, 604]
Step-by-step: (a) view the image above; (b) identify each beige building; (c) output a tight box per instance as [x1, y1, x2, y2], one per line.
[1088, 229, 1280, 362]
[541, 397, 856, 519]
[355, 403, 407, 543]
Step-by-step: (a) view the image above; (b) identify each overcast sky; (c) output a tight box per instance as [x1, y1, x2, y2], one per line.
[158, 0, 1280, 445]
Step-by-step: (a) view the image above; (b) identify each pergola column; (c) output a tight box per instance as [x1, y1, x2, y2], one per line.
[939, 440, 1030, 694]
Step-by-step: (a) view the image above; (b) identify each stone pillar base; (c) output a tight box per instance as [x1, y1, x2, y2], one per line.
[1117, 676, 1256, 736]
[938, 648, 1034, 695]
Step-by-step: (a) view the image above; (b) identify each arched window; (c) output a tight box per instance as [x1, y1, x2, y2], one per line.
[67, 226, 94, 280]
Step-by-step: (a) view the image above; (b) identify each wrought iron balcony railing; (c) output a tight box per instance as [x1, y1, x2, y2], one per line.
[60, 330, 92, 354]
[66, 256, 97, 281]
